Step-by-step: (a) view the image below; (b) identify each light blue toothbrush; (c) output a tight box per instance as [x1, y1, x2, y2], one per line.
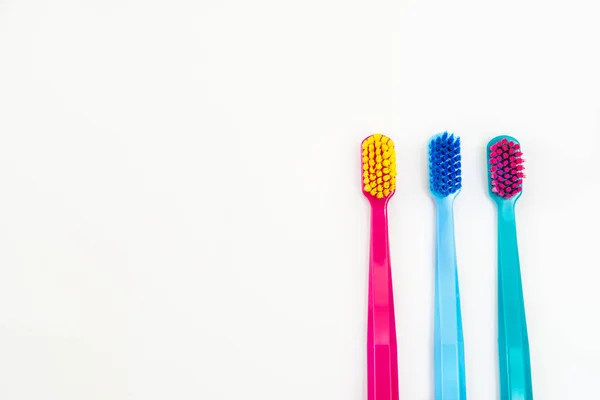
[487, 135, 533, 400]
[428, 132, 467, 400]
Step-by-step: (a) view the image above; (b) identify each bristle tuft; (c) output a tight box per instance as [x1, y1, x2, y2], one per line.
[362, 134, 396, 198]
[428, 132, 462, 196]
[489, 138, 524, 199]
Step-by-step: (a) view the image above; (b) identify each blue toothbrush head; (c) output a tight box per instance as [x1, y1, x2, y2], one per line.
[428, 132, 462, 198]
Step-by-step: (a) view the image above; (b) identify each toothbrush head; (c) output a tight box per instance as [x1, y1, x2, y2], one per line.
[428, 132, 462, 198]
[361, 133, 397, 200]
[487, 136, 525, 200]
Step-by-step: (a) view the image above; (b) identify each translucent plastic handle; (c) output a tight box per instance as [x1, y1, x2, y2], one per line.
[497, 200, 533, 400]
[367, 203, 400, 400]
[433, 196, 467, 400]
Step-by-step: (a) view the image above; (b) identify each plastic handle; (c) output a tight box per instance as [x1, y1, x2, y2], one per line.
[367, 203, 400, 400]
[497, 200, 533, 400]
[433, 196, 467, 400]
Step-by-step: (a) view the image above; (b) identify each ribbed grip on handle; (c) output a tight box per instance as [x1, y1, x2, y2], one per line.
[433, 196, 467, 400]
[367, 203, 399, 400]
[497, 201, 533, 400]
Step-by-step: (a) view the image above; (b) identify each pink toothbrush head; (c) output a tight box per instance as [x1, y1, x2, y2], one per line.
[362, 133, 397, 204]
[488, 136, 526, 200]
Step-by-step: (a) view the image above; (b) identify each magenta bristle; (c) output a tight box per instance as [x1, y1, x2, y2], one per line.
[489, 138, 525, 199]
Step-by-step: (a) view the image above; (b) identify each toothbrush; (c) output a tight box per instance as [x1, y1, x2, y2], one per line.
[428, 133, 467, 400]
[487, 136, 533, 400]
[361, 133, 399, 400]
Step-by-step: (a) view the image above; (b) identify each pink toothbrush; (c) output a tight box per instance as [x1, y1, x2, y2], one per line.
[361, 133, 400, 400]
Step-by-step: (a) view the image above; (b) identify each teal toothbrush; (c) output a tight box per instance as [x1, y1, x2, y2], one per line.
[487, 136, 533, 400]
[429, 132, 467, 400]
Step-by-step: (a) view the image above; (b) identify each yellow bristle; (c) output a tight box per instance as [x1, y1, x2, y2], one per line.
[361, 133, 397, 198]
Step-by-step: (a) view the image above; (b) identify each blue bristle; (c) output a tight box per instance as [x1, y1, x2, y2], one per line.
[429, 132, 462, 196]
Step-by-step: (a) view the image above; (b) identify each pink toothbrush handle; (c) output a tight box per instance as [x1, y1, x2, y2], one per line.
[367, 203, 400, 400]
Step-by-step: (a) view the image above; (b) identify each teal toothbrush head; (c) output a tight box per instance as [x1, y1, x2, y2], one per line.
[487, 136, 525, 203]
[429, 132, 462, 200]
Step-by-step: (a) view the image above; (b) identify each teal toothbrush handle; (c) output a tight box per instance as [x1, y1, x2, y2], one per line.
[497, 200, 533, 400]
[434, 196, 467, 400]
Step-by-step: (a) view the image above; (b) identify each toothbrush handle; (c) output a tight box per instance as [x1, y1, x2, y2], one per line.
[433, 197, 467, 400]
[497, 202, 533, 400]
[367, 204, 400, 400]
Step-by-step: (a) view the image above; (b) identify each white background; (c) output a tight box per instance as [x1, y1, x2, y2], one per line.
[1, 0, 599, 399]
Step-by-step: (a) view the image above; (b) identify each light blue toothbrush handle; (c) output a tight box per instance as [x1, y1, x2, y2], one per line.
[497, 201, 533, 400]
[434, 196, 467, 400]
